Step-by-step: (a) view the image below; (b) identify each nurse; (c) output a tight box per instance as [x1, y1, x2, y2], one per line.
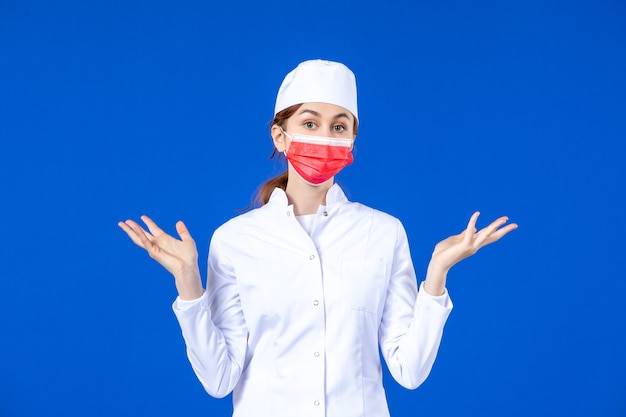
[118, 59, 517, 417]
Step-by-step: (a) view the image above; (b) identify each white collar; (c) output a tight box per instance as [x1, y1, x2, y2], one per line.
[267, 183, 349, 208]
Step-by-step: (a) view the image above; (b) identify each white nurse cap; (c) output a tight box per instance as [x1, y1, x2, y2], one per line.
[274, 59, 358, 121]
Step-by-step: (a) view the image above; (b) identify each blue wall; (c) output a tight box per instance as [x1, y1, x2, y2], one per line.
[1, 0, 625, 415]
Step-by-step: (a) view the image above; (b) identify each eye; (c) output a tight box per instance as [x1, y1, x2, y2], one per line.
[332, 124, 346, 133]
[304, 121, 317, 129]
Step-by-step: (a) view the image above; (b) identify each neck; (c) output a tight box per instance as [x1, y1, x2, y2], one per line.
[285, 169, 332, 216]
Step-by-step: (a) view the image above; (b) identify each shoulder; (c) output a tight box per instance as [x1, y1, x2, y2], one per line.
[212, 205, 272, 240]
[334, 185, 400, 223]
[345, 199, 402, 223]
[340, 199, 406, 237]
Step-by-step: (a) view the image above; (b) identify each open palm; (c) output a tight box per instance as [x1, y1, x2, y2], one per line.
[431, 211, 518, 273]
[118, 215, 203, 299]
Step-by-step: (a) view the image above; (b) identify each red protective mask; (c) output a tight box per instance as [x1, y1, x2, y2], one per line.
[282, 130, 354, 185]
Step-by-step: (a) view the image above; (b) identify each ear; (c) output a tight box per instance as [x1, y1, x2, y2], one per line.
[271, 124, 287, 152]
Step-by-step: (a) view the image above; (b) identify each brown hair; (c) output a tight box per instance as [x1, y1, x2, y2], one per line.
[246, 103, 359, 209]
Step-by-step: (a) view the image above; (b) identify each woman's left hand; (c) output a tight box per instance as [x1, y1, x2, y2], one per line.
[424, 212, 518, 295]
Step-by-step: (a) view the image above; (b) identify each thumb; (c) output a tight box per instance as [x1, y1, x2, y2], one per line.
[176, 220, 193, 241]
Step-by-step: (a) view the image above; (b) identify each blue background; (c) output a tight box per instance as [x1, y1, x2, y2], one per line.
[1, 0, 625, 416]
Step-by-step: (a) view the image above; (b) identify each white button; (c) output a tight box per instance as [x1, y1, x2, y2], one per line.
[314, 351, 320, 357]
[309, 254, 315, 260]
[287, 211, 291, 216]
[313, 300, 319, 306]
[314, 400, 320, 406]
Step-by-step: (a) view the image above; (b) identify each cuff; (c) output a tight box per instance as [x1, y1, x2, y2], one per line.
[172, 291, 207, 312]
[417, 282, 452, 309]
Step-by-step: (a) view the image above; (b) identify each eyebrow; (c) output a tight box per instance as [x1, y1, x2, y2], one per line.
[298, 109, 352, 121]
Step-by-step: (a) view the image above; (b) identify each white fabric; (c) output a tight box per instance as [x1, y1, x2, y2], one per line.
[274, 59, 359, 120]
[172, 184, 452, 417]
[295, 213, 318, 236]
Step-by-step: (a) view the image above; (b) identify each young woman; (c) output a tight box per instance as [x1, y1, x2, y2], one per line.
[118, 59, 517, 417]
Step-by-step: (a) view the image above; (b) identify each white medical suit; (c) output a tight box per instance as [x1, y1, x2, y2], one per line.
[173, 184, 452, 417]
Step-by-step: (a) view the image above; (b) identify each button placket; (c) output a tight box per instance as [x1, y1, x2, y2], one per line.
[302, 240, 323, 414]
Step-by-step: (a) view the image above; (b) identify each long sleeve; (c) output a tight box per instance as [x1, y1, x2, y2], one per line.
[172, 229, 248, 398]
[169, 186, 453, 416]
[378, 221, 453, 389]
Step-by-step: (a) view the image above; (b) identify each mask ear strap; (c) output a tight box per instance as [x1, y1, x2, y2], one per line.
[279, 126, 292, 139]
[279, 126, 291, 157]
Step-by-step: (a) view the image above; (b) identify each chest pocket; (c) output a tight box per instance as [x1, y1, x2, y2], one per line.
[340, 259, 388, 315]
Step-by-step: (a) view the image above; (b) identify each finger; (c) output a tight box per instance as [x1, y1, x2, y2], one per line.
[141, 215, 166, 237]
[119, 220, 181, 271]
[466, 211, 480, 231]
[124, 219, 157, 250]
[118, 220, 149, 249]
[486, 222, 518, 243]
[477, 222, 518, 248]
[127, 221, 173, 263]
[475, 216, 510, 245]
[125, 219, 152, 239]
[118, 221, 137, 240]
[176, 220, 194, 242]
[464, 211, 480, 243]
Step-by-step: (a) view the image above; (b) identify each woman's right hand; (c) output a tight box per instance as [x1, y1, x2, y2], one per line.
[118, 215, 204, 300]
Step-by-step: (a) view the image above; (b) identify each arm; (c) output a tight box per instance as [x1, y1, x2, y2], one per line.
[380, 213, 517, 389]
[118, 216, 247, 397]
[379, 221, 453, 389]
[173, 229, 248, 398]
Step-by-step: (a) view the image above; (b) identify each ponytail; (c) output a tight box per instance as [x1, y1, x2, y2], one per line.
[240, 104, 302, 210]
[256, 170, 288, 206]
